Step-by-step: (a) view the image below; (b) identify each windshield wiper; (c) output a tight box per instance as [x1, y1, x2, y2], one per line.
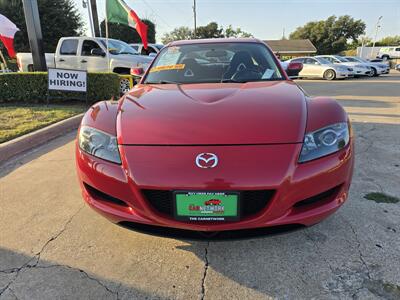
[146, 80, 181, 85]
[220, 78, 248, 83]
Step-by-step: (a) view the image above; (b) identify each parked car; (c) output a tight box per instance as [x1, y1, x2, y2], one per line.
[344, 56, 389, 76]
[287, 56, 353, 80]
[377, 46, 400, 60]
[130, 43, 164, 56]
[316, 55, 372, 77]
[17, 37, 153, 73]
[76, 38, 354, 232]
[280, 60, 303, 78]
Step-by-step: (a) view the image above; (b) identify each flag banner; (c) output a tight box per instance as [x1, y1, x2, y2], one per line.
[0, 14, 19, 58]
[106, 0, 148, 49]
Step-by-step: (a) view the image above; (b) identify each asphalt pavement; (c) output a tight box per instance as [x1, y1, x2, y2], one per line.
[1, 72, 399, 300]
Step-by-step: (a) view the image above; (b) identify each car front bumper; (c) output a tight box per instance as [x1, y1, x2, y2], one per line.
[76, 141, 354, 232]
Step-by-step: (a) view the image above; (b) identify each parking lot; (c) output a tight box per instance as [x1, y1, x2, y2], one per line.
[0, 72, 399, 299]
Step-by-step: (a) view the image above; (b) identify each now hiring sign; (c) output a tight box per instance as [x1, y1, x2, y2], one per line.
[48, 68, 87, 92]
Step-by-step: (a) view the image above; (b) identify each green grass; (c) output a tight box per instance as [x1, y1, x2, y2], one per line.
[0, 104, 86, 143]
[364, 192, 400, 204]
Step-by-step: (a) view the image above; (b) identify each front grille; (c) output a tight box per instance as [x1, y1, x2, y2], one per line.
[141, 189, 275, 219]
[293, 185, 341, 208]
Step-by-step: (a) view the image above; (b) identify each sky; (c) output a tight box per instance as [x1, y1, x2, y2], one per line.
[75, 0, 400, 43]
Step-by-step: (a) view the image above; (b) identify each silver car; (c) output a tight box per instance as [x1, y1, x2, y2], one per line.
[316, 55, 372, 77]
[344, 56, 389, 76]
[287, 57, 353, 80]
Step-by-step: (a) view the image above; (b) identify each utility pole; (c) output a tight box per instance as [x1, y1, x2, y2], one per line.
[22, 0, 47, 71]
[90, 0, 100, 37]
[371, 16, 383, 59]
[193, 0, 197, 39]
[83, 0, 95, 37]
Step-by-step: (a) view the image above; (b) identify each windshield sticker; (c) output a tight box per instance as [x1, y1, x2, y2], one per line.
[150, 64, 185, 73]
[262, 69, 275, 79]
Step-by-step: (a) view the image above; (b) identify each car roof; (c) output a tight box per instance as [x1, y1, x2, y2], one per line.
[168, 38, 263, 46]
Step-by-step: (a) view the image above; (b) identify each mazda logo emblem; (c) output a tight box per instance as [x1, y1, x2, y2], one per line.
[195, 153, 218, 169]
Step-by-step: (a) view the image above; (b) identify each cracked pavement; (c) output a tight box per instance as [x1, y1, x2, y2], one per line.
[0, 72, 399, 299]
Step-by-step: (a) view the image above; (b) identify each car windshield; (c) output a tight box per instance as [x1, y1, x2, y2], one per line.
[345, 57, 360, 62]
[155, 44, 164, 50]
[335, 56, 349, 62]
[100, 40, 138, 55]
[144, 42, 283, 84]
[315, 57, 332, 65]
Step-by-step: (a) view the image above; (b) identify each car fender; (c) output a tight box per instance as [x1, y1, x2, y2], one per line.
[80, 100, 120, 136]
[305, 97, 348, 133]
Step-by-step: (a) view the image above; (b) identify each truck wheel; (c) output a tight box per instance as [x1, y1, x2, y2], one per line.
[323, 69, 336, 80]
[28, 65, 34, 72]
[120, 78, 131, 94]
[382, 55, 389, 61]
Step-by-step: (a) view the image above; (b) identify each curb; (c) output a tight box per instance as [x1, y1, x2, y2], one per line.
[0, 113, 84, 164]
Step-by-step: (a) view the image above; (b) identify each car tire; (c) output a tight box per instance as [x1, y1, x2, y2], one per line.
[323, 69, 336, 80]
[370, 67, 377, 77]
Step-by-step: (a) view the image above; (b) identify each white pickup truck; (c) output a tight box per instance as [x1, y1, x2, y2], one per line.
[16, 37, 153, 74]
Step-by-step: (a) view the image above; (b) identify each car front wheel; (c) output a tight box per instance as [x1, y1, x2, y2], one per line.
[323, 69, 336, 80]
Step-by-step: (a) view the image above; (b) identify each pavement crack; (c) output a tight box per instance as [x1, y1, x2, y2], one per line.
[34, 204, 85, 263]
[200, 241, 210, 300]
[0, 205, 84, 297]
[304, 231, 335, 274]
[348, 222, 371, 280]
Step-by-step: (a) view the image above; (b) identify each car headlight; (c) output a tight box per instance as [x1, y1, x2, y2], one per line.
[78, 126, 121, 164]
[299, 122, 350, 163]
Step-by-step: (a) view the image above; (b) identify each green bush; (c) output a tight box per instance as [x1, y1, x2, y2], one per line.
[0, 72, 120, 103]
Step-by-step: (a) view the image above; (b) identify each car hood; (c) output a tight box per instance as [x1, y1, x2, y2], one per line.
[117, 81, 307, 145]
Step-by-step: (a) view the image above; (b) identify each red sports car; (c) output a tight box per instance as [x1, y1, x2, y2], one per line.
[76, 38, 354, 232]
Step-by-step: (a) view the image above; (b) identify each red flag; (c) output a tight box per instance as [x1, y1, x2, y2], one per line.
[106, 0, 148, 49]
[0, 14, 19, 58]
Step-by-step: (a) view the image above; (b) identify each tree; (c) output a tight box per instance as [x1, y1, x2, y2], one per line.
[224, 25, 253, 38]
[196, 22, 223, 39]
[289, 15, 365, 54]
[100, 19, 156, 44]
[161, 26, 193, 44]
[374, 35, 400, 46]
[161, 22, 253, 44]
[0, 0, 83, 56]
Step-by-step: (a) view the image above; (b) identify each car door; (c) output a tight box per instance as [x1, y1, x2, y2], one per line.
[80, 39, 108, 72]
[303, 58, 321, 77]
[55, 39, 80, 69]
[394, 47, 400, 58]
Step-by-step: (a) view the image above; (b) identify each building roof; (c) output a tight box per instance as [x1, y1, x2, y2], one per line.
[264, 39, 317, 54]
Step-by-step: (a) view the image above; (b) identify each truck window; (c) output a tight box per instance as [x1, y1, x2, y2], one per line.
[395, 48, 400, 51]
[60, 39, 78, 55]
[82, 40, 102, 56]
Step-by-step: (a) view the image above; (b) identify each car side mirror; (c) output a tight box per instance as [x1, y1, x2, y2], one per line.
[286, 62, 303, 78]
[91, 48, 106, 57]
[130, 67, 145, 77]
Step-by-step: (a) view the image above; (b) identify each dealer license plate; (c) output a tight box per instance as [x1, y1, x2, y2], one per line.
[174, 191, 239, 221]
